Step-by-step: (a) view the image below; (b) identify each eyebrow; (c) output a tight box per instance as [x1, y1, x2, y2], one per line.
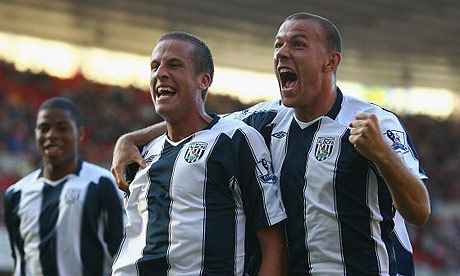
[150, 56, 182, 66]
[291, 33, 309, 40]
[275, 33, 309, 41]
[36, 120, 73, 127]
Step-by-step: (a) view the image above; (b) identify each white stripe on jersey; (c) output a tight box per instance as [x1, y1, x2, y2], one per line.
[111, 165, 152, 275]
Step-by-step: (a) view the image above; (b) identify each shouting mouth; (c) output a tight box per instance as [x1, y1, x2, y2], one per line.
[278, 67, 298, 90]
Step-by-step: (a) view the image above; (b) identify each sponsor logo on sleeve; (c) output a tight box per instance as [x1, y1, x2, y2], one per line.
[385, 130, 409, 153]
[315, 137, 335, 161]
[184, 142, 208, 163]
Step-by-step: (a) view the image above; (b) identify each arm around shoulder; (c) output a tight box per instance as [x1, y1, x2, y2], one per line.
[111, 121, 167, 191]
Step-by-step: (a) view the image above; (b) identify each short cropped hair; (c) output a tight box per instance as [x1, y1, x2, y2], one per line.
[158, 31, 214, 99]
[285, 12, 342, 53]
[38, 97, 83, 127]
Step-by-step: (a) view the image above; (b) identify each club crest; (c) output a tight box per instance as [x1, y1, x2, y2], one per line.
[315, 137, 335, 161]
[255, 158, 276, 184]
[385, 130, 409, 153]
[184, 142, 208, 163]
[64, 188, 81, 206]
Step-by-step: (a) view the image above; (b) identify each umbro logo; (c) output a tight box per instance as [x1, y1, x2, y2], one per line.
[272, 131, 287, 139]
[145, 154, 160, 165]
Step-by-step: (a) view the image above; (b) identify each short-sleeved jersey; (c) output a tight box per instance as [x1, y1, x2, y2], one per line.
[3, 160, 125, 276]
[111, 115, 286, 276]
[225, 88, 427, 276]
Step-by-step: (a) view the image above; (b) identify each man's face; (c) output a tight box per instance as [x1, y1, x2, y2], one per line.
[274, 19, 329, 109]
[149, 38, 205, 121]
[35, 108, 81, 167]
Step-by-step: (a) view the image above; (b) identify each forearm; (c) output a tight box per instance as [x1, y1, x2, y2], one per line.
[111, 121, 167, 191]
[257, 223, 288, 276]
[122, 121, 167, 147]
[373, 150, 430, 225]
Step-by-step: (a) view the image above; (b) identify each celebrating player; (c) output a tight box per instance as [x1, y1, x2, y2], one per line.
[110, 32, 287, 276]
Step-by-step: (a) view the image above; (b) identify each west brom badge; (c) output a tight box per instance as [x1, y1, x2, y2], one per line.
[385, 130, 408, 153]
[315, 137, 335, 161]
[184, 142, 208, 163]
[64, 188, 81, 206]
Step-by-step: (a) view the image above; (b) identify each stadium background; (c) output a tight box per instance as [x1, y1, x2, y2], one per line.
[1, 0, 460, 275]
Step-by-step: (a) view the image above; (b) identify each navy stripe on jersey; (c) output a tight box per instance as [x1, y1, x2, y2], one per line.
[241, 110, 277, 146]
[377, 175, 397, 276]
[403, 125, 426, 177]
[326, 88, 343, 120]
[391, 232, 414, 276]
[81, 176, 122, 276]
[137, 138, 190, 275]
[4, 189, 26, 276]
[334, 129, 380, 275]
[234, 129, 272, 231]
[280, 119, 319, 275]
[100, 177, 124, 256]
[203, 133, 236, 276]
[81, 181, 104, 276]
[39, 180, 66, 276]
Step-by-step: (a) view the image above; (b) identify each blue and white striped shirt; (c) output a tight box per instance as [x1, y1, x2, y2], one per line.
[226, 88, 426, 276]
[4, 160, 125, 276]
[112, 115, 286, 276]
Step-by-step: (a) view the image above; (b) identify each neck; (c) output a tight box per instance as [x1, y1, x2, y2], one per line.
[166, 111, 213, 142]
[294, 82, 338, 123]
[43, 158, 79, 181]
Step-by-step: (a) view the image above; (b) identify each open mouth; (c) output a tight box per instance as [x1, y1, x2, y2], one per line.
[156, 86, 176, 98]
[278, 67, 298, 89]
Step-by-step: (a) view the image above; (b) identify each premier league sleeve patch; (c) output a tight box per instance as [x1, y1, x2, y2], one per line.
[255, 158, 277, 184]
[385, 130, 409, 154]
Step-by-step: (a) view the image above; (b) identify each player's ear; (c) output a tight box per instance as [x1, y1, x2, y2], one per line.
[78, 126, 85, 143]
[197, 73, 211, 92]
[323, 52, 341, 73]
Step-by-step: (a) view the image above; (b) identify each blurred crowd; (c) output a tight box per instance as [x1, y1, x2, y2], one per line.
[0, 60, 459, 273]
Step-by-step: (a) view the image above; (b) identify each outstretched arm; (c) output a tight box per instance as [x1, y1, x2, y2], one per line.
[111, 121, 167, 191]
[257, 223, 288, 276]
[348, 113, 430, 225]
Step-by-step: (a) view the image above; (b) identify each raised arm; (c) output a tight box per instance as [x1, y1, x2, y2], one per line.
[348, 113, 430, 225]
[111, 121, 167, 191]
